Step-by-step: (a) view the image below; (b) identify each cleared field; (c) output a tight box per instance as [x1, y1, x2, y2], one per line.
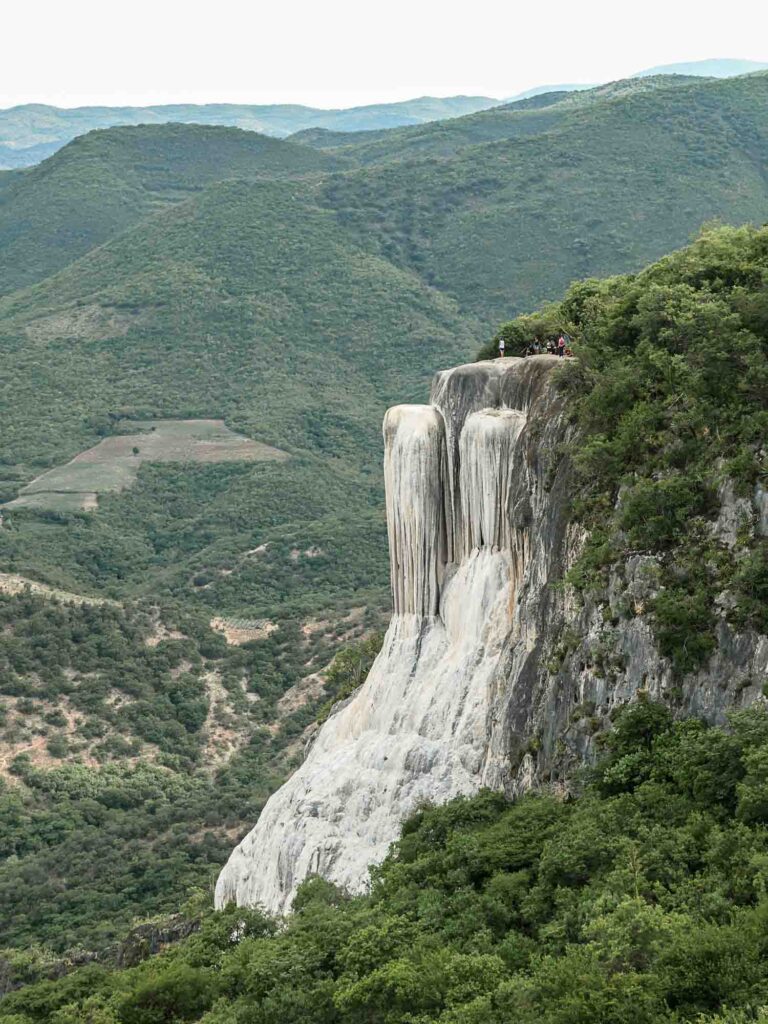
[210, 616, 278, 645]
[5, 419, 287, 511]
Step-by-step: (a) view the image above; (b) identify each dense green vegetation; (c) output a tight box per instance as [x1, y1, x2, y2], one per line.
[0, 124, 338, 296]
[0, 591, 386, 951]
[300, 74, 704, 165]
[325, 73, 768, 322]
[481, 224, 768, 673]
[0, 73, 767, 967]
[5, 701, 768, 1022]
[6, 74, 768, 314]
[315, 631, 384, 724]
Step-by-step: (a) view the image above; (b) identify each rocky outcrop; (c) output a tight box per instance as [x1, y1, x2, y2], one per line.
[216, 355, 768, 916]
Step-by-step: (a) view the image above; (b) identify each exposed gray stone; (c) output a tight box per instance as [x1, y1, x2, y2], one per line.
[713, 477, 754, 548]
[216, 355, 768, 917]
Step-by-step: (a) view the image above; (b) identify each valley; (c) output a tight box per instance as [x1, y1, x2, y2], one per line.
[0, 61, 766, 1021]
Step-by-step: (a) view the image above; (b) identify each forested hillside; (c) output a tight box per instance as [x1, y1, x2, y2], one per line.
[295, 74, 705, 164]
[0, 125, 338, 295]
[320, 73, 768, 321]
[0, 176, 475, 610]
[5, 701, 768, 1023]
[0, 588, 383, 950]
[0, 70, 767, 968]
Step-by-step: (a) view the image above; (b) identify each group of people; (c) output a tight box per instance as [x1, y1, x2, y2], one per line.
[497, 333, 573, 359]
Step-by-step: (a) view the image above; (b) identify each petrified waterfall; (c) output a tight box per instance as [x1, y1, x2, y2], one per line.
[215, 356, 569, 915]
[216, 353, 768, 915]
[383, 404, 447, 617]
[459, 410, 526, 555]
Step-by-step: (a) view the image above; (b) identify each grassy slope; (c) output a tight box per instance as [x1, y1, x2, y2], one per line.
[300, 75, 705, 165]
[0, 177, 476, 614]
[0, 124, 338, 296]
[321, 73, 768, 323]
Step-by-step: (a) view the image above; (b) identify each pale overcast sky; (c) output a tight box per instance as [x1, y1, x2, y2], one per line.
[2, 0, 766, 109]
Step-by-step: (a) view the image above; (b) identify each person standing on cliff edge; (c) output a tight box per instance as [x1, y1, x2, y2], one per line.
[498, 336, 505, 358]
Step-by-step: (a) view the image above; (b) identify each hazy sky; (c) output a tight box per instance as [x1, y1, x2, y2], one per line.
[3, 0, 766, 109]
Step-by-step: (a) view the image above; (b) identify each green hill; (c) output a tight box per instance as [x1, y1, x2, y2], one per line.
[633, 57, 768, 77]
[6, 73, 767, 318]
[299, 75, 705, 165]
[0, 176, 475, 612]
[0, 124, 338, 295]
[0, 96, 499, 169]
[320, 72, 768, 321]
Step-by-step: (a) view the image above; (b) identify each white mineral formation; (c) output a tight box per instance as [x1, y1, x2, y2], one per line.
[215, 357, 564, 916]
[216, 353, 768, 914]
[383, 404, 447, 616]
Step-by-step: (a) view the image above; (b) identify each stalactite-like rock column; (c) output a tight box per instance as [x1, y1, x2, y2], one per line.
[459, 410, 526, 556]
[383, 405, 448, 617]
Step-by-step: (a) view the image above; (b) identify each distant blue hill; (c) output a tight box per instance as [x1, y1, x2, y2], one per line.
[3, 60, 766, 170]
[0, 96, 498, 170]
[503, 59, 767, 104]
[504, 83, 596, 103]
[633, 58, 768, 78]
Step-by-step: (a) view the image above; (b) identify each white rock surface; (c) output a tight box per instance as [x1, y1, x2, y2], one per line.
[383, 404, 447, 616]
[215, 359, 555, 916]
[215, 354, 768, 916]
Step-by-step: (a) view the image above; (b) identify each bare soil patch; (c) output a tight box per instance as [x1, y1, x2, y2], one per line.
[210, 616, 277, 645]
[0, 573, 117, 606]
[24, 304, 141, 344]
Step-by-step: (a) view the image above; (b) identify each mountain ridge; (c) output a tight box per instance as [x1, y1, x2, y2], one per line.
[0, 123, 340, 296]
[2, 58, 765, 169]
[0, 95, 499, 169]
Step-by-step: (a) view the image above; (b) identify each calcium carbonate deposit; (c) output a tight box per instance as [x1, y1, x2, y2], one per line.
[216, 355, 768, 915]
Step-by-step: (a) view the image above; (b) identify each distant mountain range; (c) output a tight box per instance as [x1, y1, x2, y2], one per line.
[633, 57, 768, 78]
[0, 96, 496, 169]
[503, 58, 768, 105]
[0, 58, 766, 170]
[504, 83, 597, 103]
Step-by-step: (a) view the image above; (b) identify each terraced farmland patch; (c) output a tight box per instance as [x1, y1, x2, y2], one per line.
[210, 616, 278, 645]
[5, 419, 287, 511]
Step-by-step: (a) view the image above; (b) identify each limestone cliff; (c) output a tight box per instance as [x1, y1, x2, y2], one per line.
[216, 355, 768, 916]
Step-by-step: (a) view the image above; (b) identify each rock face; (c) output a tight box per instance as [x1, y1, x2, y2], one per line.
[216, 355, 768, 916]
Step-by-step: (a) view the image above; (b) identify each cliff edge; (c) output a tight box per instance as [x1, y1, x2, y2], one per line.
[216, 354, 767, 915]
